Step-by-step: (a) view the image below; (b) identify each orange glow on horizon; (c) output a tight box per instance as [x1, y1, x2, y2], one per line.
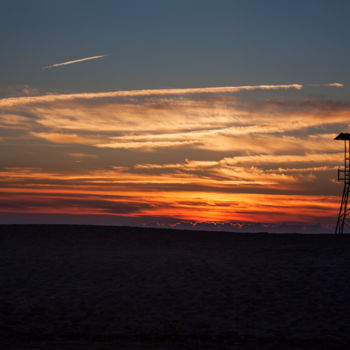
[0, 84, 347, 231]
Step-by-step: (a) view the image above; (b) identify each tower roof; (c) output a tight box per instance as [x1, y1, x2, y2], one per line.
[335, 133, 350, 140]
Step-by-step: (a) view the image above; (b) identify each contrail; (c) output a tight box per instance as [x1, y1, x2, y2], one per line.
[43, 54, 108, 70]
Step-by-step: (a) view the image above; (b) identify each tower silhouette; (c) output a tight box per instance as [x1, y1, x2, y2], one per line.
[335, 133, 350, 234]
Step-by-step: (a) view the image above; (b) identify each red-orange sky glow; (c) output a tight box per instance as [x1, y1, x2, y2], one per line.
[0, 83, 348, 232]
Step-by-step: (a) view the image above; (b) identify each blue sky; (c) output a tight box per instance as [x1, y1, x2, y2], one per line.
[1, 0, 349, 94]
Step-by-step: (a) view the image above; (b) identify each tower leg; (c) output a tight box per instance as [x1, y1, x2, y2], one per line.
[335, 183, 350, 234]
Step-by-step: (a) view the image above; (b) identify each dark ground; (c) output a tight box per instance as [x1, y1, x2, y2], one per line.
[1, 224, 350, 349]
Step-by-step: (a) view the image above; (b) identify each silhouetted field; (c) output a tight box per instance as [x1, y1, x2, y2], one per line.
[1, 225, 350, 349]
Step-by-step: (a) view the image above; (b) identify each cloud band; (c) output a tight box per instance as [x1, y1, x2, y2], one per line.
[0, 83, 303, 107]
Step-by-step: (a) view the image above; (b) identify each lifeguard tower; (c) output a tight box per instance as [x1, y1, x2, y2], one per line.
[335, 133, 350, 234]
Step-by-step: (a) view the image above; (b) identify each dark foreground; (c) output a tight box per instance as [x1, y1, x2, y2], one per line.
[1, 225, 350, 349]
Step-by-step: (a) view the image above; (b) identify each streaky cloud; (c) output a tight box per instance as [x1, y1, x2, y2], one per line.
[328, 82, 344, 87]
[0, 84, 302, 107]
[42, 54, 108, 70]
[309, 82, 344, 88]
[0, 79, 346, 230]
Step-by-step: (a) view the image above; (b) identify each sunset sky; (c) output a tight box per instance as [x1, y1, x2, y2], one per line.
[1, 0, 350, 232]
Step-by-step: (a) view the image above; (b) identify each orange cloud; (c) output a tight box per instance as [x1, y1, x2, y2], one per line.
[0, 83, 303, 107]
[0, 83, 347, 230]
[7, 98, 346, 155]
[31, 132, 102, 145]
[0, 186, 339, 225]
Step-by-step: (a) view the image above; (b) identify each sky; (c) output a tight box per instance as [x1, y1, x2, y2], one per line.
[0, 0, 350, 232]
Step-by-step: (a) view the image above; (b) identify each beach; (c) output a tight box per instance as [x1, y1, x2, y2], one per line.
[1, 225, 349, 349]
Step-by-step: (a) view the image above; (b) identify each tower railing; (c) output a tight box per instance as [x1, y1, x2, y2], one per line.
[338, 168, 350, 182]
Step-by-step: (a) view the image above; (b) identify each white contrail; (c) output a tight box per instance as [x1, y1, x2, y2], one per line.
[43, 54, 108, 70]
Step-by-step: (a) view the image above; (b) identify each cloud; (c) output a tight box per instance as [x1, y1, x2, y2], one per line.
[0, 84, 303, 107]
[0, 84, 41, 97]
[1, 82, 344, 108]
[328, 82, 344, 87]
[68, 153, 98, 159]
[0, 160, 340, 231]
[30, 132, 102, 145]
[42, 54, 108, 70]
[0, 195, 154, 215]
[4, 91, 349, 154]
[0, 147, 337, 195]
[132, 154, 336, 192]
[0, 113, 33, 129]
[0, 83, 347, 230]
[309, 82, 344, 88]
[0, 187, 338, 225]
